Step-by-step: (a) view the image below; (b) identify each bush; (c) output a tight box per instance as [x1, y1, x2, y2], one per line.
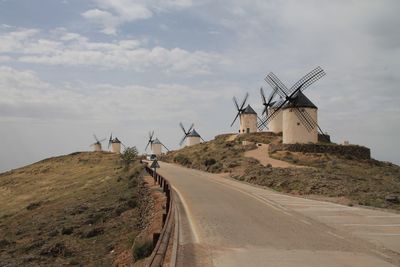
[121, 147, 139, 167]
[204, 158, 216, 167]
[209, 162, 223, 173]
[133, 240, 153, 260]
[174, 154, 191, 166]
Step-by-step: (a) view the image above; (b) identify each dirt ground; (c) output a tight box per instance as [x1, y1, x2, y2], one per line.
[131, 174, 167, 267]
[245, 143, 306, 168]
[0, 152, 149, 267]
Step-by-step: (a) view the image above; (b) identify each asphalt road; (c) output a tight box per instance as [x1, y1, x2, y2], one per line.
[157, 162, 400, 267]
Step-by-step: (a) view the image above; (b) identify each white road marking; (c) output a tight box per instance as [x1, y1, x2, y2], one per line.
[343, 224, 400, 227]
[371, 249, 391, 259]
[255, 194, 289, 211]
[282, 211, 294, 217]
[366, 215, 400, 218]
[209, 180, 292, 214]
[300, 219, 312, 225]
[364, 233, 400, 236]
[172, 185, 200, 243]
[327, 231, 345, 240]
[285, 203, 336, 207]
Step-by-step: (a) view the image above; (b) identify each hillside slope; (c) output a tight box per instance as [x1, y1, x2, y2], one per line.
[163, 133, 400, 211]
[0, 152, 147, 266]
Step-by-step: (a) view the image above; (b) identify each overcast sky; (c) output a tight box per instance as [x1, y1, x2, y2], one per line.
[1, 0, 399, 172]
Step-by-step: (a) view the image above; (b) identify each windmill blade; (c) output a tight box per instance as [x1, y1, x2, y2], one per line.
[267, 87, 277, 105]
[265, 74, 287, 99]
[293, 108, 314, 132]
[256, 115, 266, 131]
[187, 123, 194, 134]
[232, 97, 240, 111]
[98, 138, 106, 143]
[121, 142, 126, 149]
[200, 136, 206, 142]
[108, 133, 113, 149]
[260, 87, 267, 105]
[257, 98, 289, 130]
[239, 92, 249, 110]
[260, 87, 268, 116]
[268, 72, 290, 97]
[145, 141, 150, 151]
[161, 142, 170, 152]
[230, 112, 240, 127]
[179, 135, 187, 146]
[149, 131, 154, 140]
[301, 108, 326, 134]
[93, 134, 99, 142]
[288, 66, 326, 96]
[179, 122, 187, 134]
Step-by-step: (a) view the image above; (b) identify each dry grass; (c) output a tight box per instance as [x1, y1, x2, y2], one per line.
[162, 133, 264, 174]
[163, 132, 400, 211]
[0, 152, 148, 266]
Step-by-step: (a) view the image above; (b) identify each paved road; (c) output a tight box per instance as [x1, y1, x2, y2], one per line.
[157, 162, 400, 267]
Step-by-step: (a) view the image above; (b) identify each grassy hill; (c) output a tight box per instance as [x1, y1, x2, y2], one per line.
[0, 152, 147, 266]
[163, 133, 400, 211]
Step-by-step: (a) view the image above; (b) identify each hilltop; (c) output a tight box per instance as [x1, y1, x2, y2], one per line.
[0, 152, 149, 266]
[162, 132, 400, 211]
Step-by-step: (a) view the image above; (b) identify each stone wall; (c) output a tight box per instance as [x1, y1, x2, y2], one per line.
[269, 143, 371, 160]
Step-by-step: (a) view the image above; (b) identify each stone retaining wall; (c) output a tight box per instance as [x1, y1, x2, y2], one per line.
[269, 143, 371, 160]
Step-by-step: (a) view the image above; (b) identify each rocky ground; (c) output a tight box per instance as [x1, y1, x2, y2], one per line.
[0, 152, 152, 266]
[163, 133, 400, 211]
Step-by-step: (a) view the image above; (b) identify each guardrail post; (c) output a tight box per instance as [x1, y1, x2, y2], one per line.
[152, 233, 160, 249]
[162, 213, 167, 226]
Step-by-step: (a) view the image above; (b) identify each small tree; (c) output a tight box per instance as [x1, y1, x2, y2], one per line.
[121, 146, 139, 168]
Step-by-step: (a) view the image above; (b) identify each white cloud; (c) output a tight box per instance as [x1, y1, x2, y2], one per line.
[82, 0, 193, 34]
[0, 55, 11, 62]
[0, 27, 225, 75]
[0, 66, 235, 122]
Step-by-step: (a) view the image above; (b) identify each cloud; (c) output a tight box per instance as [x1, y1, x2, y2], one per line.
[82, 0, 193, 35]
[0, 66, 236, 123]
[0, 27, 226, 75]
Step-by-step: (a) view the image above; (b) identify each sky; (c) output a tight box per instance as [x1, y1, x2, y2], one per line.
[1, 0, 399, 172]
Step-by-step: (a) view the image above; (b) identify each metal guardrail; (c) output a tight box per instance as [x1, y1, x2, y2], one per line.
[145, 165, 175, 267]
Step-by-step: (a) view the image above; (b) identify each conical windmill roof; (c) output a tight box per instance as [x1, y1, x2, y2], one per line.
[112, 137, 121, 143]
[271, 98, 285, 108]
[187, 129, 201, 137]
[283, 91, 317, 109]
[153, 138, 162, 144]
[242, 104, 257, 114]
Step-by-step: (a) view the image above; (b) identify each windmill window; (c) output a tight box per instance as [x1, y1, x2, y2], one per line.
[301, 108, 305, 112]
[297, 122, 300, 126]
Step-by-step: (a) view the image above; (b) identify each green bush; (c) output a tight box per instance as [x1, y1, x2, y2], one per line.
[121, 147, 139, 167]
[209, 162, 223, 173]
[133, 240, 153, 260]
[204, 158, 216, 167]
[174, 154, 191, 166]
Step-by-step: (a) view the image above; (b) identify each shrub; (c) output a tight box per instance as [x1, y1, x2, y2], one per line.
[174, 154, 191, 166]
[204, 158, 217, 167]
[121, 147, 139, 167]
[209, 162, 223, 173]
[133, 240, 153, 260]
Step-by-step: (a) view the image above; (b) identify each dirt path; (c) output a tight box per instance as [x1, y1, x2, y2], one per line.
[245, 143, 306, 168]
[226, 134, 237, 141]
